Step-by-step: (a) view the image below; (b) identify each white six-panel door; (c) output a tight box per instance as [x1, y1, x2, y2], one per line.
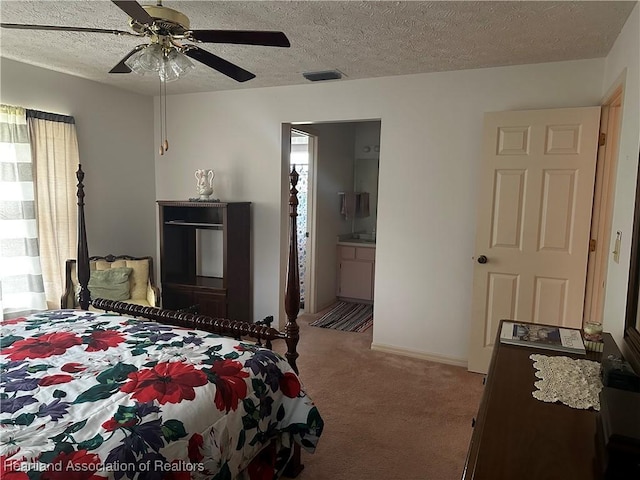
[468, 107, 601, 373]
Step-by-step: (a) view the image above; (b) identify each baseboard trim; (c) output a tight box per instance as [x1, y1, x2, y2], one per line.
[370, 342, 468, 368]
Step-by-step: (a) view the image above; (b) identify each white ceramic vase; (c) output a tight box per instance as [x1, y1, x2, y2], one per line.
[195, 169, 215, 200]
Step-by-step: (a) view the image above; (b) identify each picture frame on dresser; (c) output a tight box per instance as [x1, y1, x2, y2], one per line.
[623, 150, 640, 374]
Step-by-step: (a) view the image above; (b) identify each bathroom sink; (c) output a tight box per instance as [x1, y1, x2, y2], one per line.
[352, 233, 376, 242]
[348, 238, 375, 244]
[337, 232, 376, 244]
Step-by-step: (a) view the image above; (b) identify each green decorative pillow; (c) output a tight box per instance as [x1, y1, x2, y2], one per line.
[88, 267, 133, 301]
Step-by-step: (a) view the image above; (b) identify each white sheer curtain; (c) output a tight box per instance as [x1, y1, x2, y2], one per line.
[0, 105, 47, 318]
[27, 110, 78, 309]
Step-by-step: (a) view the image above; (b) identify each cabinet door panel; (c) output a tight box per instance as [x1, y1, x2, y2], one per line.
[339, 260, 373, 300]
[356, 247, 375, 261]
[162, 286, 195, 311]
[196, 291, 227, 318]
[339, 246, 356, 259]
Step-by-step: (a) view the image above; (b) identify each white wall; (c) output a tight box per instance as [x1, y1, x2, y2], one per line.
[156, 58, 605, 362]
[0, 59, 156, 261]
[601, 3, 640, 342]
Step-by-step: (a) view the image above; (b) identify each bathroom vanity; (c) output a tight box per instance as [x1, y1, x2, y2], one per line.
[336, 236, 376, 303]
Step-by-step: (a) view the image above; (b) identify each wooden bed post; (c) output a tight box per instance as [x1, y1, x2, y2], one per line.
[284, 165, 304, 478]
[284, 166, 301, 375]
[76, 165, 90, 310]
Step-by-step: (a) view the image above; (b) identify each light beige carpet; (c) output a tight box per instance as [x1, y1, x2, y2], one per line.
[276, 313, 484, 480]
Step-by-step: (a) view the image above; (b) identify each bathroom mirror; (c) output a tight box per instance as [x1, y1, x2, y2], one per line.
[353, 157, 379, 234]
[623, 150, 640, 372]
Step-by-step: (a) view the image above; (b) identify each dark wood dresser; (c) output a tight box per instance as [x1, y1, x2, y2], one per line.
[462, 324, 616, 480]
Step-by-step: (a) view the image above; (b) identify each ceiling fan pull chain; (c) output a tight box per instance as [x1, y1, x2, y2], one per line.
[163, 76, 169, 152]
[159, 75, 164, 155]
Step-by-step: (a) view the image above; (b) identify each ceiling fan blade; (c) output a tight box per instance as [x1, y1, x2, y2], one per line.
[0, 23, 138, 36]
[109, 44, 147, 73]
[183, 46, 256, 83]
[111, 0, 153, 25]
[189, 30, 290, 48]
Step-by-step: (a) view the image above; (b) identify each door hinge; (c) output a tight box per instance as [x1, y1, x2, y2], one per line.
[599, 132, 606, 146]
[590, 239, 597, 252]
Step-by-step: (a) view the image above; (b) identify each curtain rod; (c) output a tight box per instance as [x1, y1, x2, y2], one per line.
[26, 109, 75, 124]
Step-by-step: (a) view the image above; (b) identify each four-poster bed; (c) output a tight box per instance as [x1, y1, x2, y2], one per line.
[0, 165, 321, 479]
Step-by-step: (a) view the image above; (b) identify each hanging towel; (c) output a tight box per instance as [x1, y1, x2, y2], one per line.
[340, 192, 357, 218]
[357, 192, 370, 217]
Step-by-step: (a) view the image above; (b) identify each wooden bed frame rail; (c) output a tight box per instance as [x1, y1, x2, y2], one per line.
[92, 299, 288, 349]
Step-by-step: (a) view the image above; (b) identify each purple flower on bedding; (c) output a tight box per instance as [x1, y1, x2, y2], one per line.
[138, 451, 168, 480]
[36, 399, 70, 421]
[34, 311, 76, 320]
[2, 377, 40, 392]
[183, 335, 203, 346]
[0, 364, 30, 381]
[131, 418, 164, 451]
[136, 401, 161, 417]
[0, 395, 38, 414]
[244, 349, 283, 382]
[147, 332, 178, 343]
[262, 363, 284, 392]
[125, 322, 173, 334]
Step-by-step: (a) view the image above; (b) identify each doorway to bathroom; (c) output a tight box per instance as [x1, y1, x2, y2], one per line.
[281, 120, 381, 321]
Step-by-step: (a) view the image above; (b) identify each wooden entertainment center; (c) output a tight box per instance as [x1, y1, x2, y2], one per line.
[157, 201, 251, 321]
[462, 324, 620, 480]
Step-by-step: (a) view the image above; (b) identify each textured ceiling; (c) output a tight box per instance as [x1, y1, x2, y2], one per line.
[0, 1, 637, 96]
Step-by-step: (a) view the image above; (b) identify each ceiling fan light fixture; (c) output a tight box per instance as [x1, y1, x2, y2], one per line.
[125, 44, 162, 74]
[160, 48, 194, 82]
[125, 44, 194, 82]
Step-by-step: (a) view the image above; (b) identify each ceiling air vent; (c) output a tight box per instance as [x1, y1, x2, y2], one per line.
[302, 70, 343, 82]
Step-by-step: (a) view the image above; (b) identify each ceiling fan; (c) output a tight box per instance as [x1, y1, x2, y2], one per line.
[0, 0, 291, 83]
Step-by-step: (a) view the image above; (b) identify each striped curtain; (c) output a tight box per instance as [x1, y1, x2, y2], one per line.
[0, 105, 47, 318]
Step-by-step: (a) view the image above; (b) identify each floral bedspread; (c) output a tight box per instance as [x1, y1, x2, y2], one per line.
[0, 310, 323, 479]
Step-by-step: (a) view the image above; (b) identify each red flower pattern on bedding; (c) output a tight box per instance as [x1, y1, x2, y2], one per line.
[61, 363, 87, 373]
[120, 361, 208, 405]
[187, 433, 204, 462]
[209, 359, 250, 412]
[279, 372, 301, 398]
[41, 450, 103, 480]
[85, 330, 125, 352]
[4, 332, 82, 360]
[1, 317, 25, 326]
[0, 453, 29, 480]
[39, 374, 74, 386]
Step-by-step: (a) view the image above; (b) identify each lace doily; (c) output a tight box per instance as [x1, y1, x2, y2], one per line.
[530, 354, 603, 410]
